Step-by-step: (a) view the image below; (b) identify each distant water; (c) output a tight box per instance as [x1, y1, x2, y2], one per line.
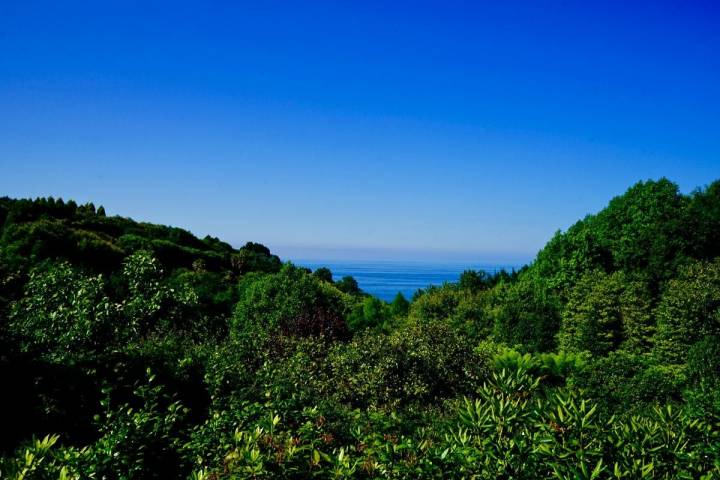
[295, 260, 522, 302]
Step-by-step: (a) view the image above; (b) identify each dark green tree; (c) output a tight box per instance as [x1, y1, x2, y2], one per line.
[230, 242, 282, 274]
[335, 275, 360, 295]
[348, 296, 389, 331]
[686, 180, 720, 260]
[492, 273, 561, 352]
[390, 292, 410, 317]
[311, 267, 333, 283]
[458, 269, 490, 292]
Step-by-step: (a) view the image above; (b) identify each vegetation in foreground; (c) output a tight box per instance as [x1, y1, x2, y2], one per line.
[1, 178, 719, 478]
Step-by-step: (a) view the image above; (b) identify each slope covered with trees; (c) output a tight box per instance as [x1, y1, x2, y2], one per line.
[1, 178, 719, 479]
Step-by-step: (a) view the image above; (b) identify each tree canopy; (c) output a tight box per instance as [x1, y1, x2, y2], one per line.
[2, 178, 720, 478]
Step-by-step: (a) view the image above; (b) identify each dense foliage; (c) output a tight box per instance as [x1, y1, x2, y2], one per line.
[1, 178, 719, 478]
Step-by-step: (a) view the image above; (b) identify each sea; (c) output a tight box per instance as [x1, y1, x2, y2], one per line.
[295, 260, 523, 302]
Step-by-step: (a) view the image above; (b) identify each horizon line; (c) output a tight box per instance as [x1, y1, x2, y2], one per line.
[268, 243, 535, 264]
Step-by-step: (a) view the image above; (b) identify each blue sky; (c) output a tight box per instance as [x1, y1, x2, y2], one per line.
[1, 1, 718, 262]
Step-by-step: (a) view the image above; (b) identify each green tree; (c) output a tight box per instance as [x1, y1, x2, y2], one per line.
[458, 269, 490, 292]
[389, 292, 410, 317]
[653, 258, 720, 363]
[348, 296, 389, 332]
[532, 178, 691, 298]
[329, 320, 493, 407]
[558, 271, 653, 356]
[231, 263, 349, 339]
[686, 180, 720, 260]
[409, 284, 495, 339]
[596, 178, 689, 283]
[408, 283, 459, 323]
[492, 273, 561, 352]
[311, 266, 333, 283]
[9, 262, 114, 354]
[120, 250, 198, 340]
[335, 275, 360, 295]
[620, 279, 655, 353]
[230, 242, 281, 274]
[687, 335, 720, 384]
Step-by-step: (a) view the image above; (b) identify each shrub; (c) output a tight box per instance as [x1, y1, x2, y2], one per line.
[230, 242, 282, 275]
[572, 352, 686, 413]
[0, 373, 189, 479]
[653, 258, 720, 363]
[493, 348, 586, 387]
[329, 321, 493, 408]
[558, 271, 653, 356]
[231, 264, 350, 340]
[347, 296, 390, 332]
[407, 283, 459, 324]
[389, 292, 410, 317]
[0, 434, 86, 480]
[408, 283, 494, 339]
[687, 335, 720, 384]
[9, 262, 114, 356]
[491, 273, 561, 352]
[335, 275, 361, 295]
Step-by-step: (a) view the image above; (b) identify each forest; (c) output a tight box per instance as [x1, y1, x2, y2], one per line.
[0, 177, 719, 479]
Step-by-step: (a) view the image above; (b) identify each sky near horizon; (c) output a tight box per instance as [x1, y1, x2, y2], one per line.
[1, 1, 719, 262]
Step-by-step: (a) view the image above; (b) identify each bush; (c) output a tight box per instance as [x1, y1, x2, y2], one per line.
[189, 369, 720, 479]
[572, 351, 686, 413]
[0, 373, 189, 479]
[408, 284, 494, 339]
[230, 242, 282, 275]
[493, 347, 586, 387]
[389, 292, 410, 317]
[558, 271, 653, 356]
[687, 335, 720, 384]
[491, 273, 561, 352]
[231, 264, 350, 340]
[653, 258, 720, 363]
[9, 262, 114, 356]
[328, 321, 493, 408]
[347, 296, 391, 332]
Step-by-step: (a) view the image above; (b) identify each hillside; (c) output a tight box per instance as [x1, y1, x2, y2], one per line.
[1, 178, 719, 479]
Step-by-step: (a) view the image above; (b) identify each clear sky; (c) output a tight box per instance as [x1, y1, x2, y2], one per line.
[1, 1, 718, 262]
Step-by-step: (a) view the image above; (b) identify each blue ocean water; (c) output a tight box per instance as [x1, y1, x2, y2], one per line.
[295, 260, 522, 302]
